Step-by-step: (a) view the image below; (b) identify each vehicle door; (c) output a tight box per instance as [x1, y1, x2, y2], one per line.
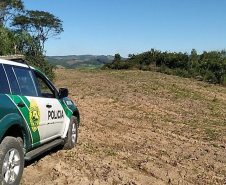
[32, 71, 66, 141]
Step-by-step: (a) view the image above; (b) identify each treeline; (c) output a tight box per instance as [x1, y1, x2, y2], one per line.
[0, 0, 63, 80]
[102, 49, 226, 85]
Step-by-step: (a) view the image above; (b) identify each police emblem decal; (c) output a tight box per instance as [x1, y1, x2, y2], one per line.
[29, 100, 40, 132]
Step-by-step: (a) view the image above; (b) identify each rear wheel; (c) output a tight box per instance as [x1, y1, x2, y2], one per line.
[0, 136, 24, 185]
[63, 116, 78, 149]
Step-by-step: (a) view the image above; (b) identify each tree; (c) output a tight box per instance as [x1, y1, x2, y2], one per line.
[0, 25, 11, 55]
[189, 49, 200, 70]
[12, 10, 63, 51]
[0, 3, 62, 81]
[113, 53, 121, 63]
[112, 53, 121, 69]
[0, 24, 18, 55]
[0, 0, 24, 26]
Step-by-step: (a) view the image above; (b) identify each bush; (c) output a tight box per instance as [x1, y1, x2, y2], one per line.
[202, 70, 217, 83]
[173, 68, 190, 78]
[220, 75, 226, 86]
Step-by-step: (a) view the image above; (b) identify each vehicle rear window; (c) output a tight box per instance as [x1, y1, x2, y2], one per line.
[0, 64, 10, 94]
[4, 65, 21, 95]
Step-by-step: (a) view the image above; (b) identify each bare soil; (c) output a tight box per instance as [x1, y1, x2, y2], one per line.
[20, 69, 226, 185]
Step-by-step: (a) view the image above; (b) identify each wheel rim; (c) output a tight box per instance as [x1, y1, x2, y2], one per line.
[71, 122, 77, 144]
[2, 148, 21, 183]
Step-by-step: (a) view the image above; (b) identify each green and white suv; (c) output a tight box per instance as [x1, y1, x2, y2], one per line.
[0, 58, 80, 184]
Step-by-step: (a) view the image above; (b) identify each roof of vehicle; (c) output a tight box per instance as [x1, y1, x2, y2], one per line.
[0, 57, 33, 69]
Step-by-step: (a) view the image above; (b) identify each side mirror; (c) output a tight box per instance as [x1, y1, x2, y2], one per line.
[59, 88, 68, 98]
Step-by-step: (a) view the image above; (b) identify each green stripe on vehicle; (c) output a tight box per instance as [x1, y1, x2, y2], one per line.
[19, 96, 30, 108]
[7, 94, 40, 146]
[58, 99, 72, 119]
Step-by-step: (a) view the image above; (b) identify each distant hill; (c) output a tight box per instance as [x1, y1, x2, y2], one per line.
[46, 55, 114, 69]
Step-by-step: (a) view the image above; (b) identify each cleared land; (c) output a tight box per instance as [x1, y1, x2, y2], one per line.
[21, 69, 226, 185]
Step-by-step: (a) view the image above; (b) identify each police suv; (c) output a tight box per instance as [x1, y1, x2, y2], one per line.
[0, 57, 80, 184]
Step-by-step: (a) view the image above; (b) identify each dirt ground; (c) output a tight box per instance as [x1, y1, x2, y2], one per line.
[20, 69, 226, 185]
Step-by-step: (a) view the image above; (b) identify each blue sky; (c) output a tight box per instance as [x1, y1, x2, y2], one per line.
[22, 0, 226, 57]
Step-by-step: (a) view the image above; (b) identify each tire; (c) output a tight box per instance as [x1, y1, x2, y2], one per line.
[63, 116, 78, 149]
[0, 136, 24, 185]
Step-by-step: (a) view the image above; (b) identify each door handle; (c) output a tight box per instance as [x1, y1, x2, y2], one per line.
[46, 104, 52, 108]
[17, 103, 25, 108]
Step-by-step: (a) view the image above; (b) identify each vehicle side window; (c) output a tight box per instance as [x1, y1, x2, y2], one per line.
[0, 64, 10, 94]
[13, 67, 38, 97]
[35, 73, 55, 98]
[4, 65, 21, 95]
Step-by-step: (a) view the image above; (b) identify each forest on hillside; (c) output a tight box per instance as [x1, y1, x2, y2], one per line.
[0, 0, 63, 79]
[46, 55, 114, 69]
[103, 49, 226, 85]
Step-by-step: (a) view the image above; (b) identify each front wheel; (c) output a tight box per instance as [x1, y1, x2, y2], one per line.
[63, 116, 78, 149]
[0, 136, 24, 185]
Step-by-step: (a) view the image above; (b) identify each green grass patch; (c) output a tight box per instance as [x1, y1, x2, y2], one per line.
[205, 129, 218, 140]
